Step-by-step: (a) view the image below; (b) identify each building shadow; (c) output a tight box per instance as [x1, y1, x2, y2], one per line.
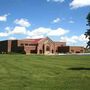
[68, 67, 90, 70]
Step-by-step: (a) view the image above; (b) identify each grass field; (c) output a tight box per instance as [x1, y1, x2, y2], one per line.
[0, 54, 90, 90]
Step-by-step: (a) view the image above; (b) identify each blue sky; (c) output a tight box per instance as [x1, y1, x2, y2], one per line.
[0, 0, 90, 46]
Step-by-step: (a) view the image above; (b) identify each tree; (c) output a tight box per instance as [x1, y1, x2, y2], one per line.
[85, 12, 90, 49]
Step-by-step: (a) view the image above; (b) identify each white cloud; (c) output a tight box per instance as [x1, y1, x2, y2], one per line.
[70, 0, 90, 9]
[52, 18, 61, 23]
[5, 27, 11, 31]
[0, 26, 11, 37]
[8, 37, 16, 40]
[47, 28, 69, 36]
[47, 0, 64, 3]
[0, 26, 69, 38]
[5, 27, 12, 33]
[0, 26, 28, 37]
[27, 27, 51, 37]
[69, 20, 75, 24]
[27, 27, 69, 38]
[11, 26, 27, 34]
[26, 35, 44, 39]
[14, 18, 31, 27]
[60, 34, 88, 46]
[0, 14, 9, 21]
[0, 32, 8, 37]
[3, 27, 68, 38]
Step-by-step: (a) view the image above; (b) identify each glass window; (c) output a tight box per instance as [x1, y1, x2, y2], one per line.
[25, 44, 28, 46]
[21, 43, 24, 46]
[46, 46, 50, 51]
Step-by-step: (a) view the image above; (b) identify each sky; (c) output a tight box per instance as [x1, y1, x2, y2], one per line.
[0, 0, 90, 46]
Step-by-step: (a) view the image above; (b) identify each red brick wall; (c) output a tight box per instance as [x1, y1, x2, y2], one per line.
[69, 46, 85, 53]
[8, 40, 12, 53]
[59, 46, 85, 53]
[37, 37, 55, 54]
[54, 42, 66, 53]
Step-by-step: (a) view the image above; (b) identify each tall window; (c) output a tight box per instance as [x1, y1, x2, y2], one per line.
[25, 44, 28, 46]
[71, 50, 74, 53]
[46, 46, 50, 51]
[39, 50, 42, 54]
[21, 43, 24, 46]
[52, 50, 54, 53]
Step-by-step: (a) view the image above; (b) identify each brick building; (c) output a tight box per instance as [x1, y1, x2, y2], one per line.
[59, 46, 85, 53]
[0, 37, 84, 54]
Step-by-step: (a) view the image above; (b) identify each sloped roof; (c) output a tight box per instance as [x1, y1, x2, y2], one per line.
[21, 38, 45, 44]
[28, 38, 43, 44]
[18, 37, 55, 44]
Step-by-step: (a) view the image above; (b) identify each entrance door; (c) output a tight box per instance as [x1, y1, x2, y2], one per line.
[45, 46, 50, 54]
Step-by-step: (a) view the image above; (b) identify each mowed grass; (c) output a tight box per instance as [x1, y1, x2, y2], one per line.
[0, 54, 90, 90]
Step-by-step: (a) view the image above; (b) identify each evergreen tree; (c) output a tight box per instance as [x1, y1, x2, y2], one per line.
[85, 12, 90, 49]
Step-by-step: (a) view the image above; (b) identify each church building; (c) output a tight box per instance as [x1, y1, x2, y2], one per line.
[0, 37, 84, 54]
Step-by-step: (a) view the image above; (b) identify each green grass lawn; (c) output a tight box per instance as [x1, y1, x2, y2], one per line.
[0, 54, 90, 90]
